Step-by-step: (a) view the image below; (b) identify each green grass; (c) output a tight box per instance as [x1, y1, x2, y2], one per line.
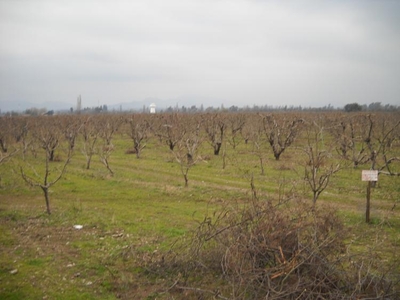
[1, 125, 399, 299]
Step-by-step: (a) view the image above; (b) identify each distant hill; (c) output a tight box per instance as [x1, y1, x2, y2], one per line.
[0, 100, 72, 112]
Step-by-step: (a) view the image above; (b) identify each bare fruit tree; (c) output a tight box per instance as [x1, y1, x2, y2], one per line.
[262, 113, 303, 160]
[364, 113, 400, 221]
[249, 117, 268, 175]
[240, 115, 255, 145]
[0, 117, 20, 165]
[61, 115, 82, 151]
[152, 113, 186, 151]
[226, 113, 246, 149]
[20, 117, 72, 214]
[0, 116, 13, 153]
[97, 115, 123, 175]
[301, 120, 340, 207]
[127, 114, 149, 159]
[328, 114, 370, 168]
[10, 117, 30, 159]
[203, 113, 226, 155]
[81, 116, 99, 170]
[99, 143, 114, 176]
[0, 117, 19, 186]
[172, 118, 202, 187]
[364, 113, 400, 176]
[97, 114, 123, 146]
[31, 117, 62, 162]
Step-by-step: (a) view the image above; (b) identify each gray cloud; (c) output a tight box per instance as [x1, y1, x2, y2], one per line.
[1, 0, 399, 110]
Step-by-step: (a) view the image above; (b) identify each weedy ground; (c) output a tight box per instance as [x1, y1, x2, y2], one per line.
[0, 133, 399, 299]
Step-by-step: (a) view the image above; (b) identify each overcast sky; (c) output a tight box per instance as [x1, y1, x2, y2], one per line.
[0, 0, 399, 110]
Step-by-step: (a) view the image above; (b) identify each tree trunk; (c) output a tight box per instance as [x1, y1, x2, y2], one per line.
[214, 142, 222, 155]
[274, 151, 282, 161]
[312, 191, 318, 208]
[366, 181, 371, 223]
[101, 157, 114, 176]
[184, 174, 188, 187]
[187, 153, 193, 165]
[86, 156, 92, 170]
[49, 150, 55, 161]
[0, 140, 7, 153]
[259, 157, 264, 175]
[42, 186, 51, 215]
[222, 149, 226, 170]
[134, 142, 140, 158]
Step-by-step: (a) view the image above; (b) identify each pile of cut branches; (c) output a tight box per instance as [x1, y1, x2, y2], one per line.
[145, 198, 399, 299]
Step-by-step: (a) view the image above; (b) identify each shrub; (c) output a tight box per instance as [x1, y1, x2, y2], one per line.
[149, 198, 399, 299]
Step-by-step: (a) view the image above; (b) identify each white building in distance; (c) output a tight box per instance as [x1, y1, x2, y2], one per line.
[149, 103, 156, 114]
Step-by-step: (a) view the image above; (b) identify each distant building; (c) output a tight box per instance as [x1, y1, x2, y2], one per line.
[149, 103, 156, 114]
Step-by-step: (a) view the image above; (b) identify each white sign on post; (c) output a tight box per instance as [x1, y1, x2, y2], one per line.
[362, 170, 378, 182]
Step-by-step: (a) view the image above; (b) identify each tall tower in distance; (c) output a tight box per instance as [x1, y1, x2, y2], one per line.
[76, 95, 82, 113]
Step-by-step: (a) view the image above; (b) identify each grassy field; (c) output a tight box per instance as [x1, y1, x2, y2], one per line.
[0, 113, 399, 299]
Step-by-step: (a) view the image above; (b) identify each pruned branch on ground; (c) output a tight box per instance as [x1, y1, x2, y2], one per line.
[143, 197, 399, 299]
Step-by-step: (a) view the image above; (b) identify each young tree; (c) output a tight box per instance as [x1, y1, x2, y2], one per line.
[61, 115, 82, 150]
[0, 117, 19, 184]
[249, 117, 268, 175]
[301, 120, 340, 207]
[351, 113, 400, 222]
[99, 142, 114, 176]
[262, 113, 303, 160]
[32, 118, 61, 162]
[97, 115, 122, 175]
[152, 113, 186, 151]
[97, 114, 123, 146]
[0, 116, 13, 153]
[203, 113, 226, 155]
[81, 116, 99, 170]
[20, 117, 72, 214]
[226, 113, 246, 149]
[328, 114, 370, 168]
[331, 113, 400, 222]
[10, 117, 30, 159]
[172, 118, 202, 187]
[32, 116, 63, 161]
[240, 115, 255, 145]
[364, 113, 400, 176]
[127, 114, 149, 158]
